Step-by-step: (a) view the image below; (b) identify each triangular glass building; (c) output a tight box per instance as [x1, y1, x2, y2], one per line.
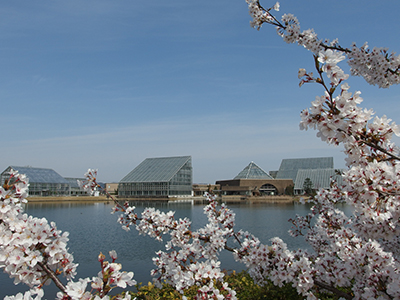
[234, 162, 273, 179]
[118, 156, 192, 197]
[1, 166, 69, 196]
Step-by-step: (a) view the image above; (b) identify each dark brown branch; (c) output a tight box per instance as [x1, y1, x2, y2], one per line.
[255, 1, 283, 27]
[362, 140, 400, 161]
[37, 261, 67, 295]
[314, 280, 353, 300]
[313, 55, 336, 101]
[257, 4, 352, 55]
[388, 67, 400, 75]
[322, 43, 351, 53]
[336, 128, 400, 162]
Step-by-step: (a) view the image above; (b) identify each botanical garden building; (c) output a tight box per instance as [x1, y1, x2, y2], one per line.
[118, 156, 193, 197]
[1, 166, 70, 196]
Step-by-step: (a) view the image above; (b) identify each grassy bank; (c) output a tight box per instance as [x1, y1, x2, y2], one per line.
[127, 270, 338, 300]
[26, 195, 301, 204]
[221, 195, 299, 204]
[26, 195, 111, 202]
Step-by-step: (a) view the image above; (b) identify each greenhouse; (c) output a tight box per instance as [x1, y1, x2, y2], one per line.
[1, 166, 70, 196]
[294, 168, 344, 195]
[217, 161, 293, 196]
[234, 161, 274, 179]
[118, 156, 193, 197]
[65, 177, 89, 196]
[275, 157, 334, 182]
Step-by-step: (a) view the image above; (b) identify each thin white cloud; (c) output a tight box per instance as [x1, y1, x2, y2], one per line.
[0, 0, 398, 185]
[0, 112, 347, 183]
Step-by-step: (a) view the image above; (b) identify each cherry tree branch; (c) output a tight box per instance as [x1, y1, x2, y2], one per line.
[337, 128, 400, 161]
[37, 261, 67, 295]
[314, 280, 353, 300]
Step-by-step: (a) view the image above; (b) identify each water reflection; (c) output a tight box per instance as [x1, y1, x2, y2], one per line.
[1, 200, 326, 298]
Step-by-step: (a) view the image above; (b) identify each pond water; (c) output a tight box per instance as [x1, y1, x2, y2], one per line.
[0, 200, 334, 299]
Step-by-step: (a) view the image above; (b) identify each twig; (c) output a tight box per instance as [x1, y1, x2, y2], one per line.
[314, 280, 353, 300]
[37, 261, 67, 295]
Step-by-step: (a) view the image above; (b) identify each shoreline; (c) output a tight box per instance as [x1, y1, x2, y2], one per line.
[221, 195, 299, 204]
[26, 195, 300, 204]
[26, 195, 112, 202]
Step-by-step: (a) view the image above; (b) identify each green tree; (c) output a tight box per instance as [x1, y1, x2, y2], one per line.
[303, 178, 314, 195]
[284, 184, 294, 196]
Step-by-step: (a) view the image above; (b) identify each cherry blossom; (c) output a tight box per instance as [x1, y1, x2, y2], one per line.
[3, 2, 400, 299]
[241, 2, 400, 298]
[77, 169, 99, 196]
[245, 0, 400, 88]
[1, 172, 135, 300]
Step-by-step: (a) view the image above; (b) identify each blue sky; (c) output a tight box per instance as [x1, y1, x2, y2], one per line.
[1, 1, 400, 183]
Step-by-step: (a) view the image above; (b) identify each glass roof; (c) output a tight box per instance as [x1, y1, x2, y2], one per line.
[234, 161, 273, 179]
[294, 168, 344, 190]
[65, 177, 85, 188]
[120, 156, 191, 183]
[276, 157, 334, 182]
[7, 166, 69, 184]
